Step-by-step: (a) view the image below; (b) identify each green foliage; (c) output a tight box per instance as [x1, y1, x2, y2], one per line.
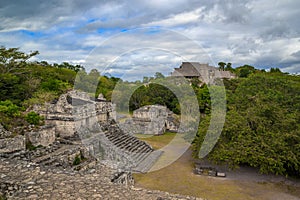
[0, 100, 26, 132]
[23, 91, 58, 108]
[73, 154, 81, 165]
[129, 83, 180, 114]
[193, 84, 211, 114]
[218, 62, 226, 71]
[40, 79, 70, 93]
[0, 47, 39, 74]
[269, 67, 282, 73]
[73, 153, 85, 166]
[25, 111, 44, 125]
[26, 140, 38, 151]
[0, 46, 78, 130]
[236, 64, 259, 78]
[0, 100, 21, 117]
[193, 72, 300, 177]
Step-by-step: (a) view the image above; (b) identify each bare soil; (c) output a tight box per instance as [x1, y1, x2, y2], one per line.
[134, 134, 300, 200]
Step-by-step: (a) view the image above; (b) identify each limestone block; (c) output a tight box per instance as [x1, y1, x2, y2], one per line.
[0, 124, 12, 139]
[26, 125, 56, 147]
[0, 135, 25, 153]
[52, 120, 75, 138]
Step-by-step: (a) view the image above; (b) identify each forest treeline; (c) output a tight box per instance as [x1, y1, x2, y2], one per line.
[0, 47, 299, 177]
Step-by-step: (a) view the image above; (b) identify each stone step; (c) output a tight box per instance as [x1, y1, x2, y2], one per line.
[107, 134, 127, 143]
[126, 142, 150, 153]
[132, 150, 163, 173]
[0, 150, 25, 159]
[125, 140, 141, 152]
[72, 159, 97, 171]
[32, 145, 75, 164]
[131, 151, 152, 165]
[41, 157, 62, 166]
[117, 137, 136, 149]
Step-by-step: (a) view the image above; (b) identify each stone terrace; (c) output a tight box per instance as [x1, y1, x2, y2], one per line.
[0, 157, 203, 200]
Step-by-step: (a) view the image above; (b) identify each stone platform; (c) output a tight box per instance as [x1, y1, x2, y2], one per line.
[0, 157, 203, 200]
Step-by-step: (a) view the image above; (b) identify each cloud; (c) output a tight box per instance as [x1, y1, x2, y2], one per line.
[0, 0, 299, 78]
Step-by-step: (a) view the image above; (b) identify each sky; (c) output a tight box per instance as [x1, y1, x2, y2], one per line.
[0, 0, 300, 79]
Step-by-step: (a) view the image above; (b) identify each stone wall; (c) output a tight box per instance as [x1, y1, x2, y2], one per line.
[25, 125, 56, 147]
[0, 124, 12, 139]
[34, 90, 116, 138]
[123, 105, 179, 135]
[0, 136, 25, 154]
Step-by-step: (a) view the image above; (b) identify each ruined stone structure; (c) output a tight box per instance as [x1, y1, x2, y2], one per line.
[33, 90, 116, 138]
[0, 91, 203, 199]
[171, 62, 236, 83]
[123, 105, 179, 135]
[0, 135, 25, 154]
[82, 121, 163, 173]
[33, 90, 163, 173]
[25, 125, 56, 147]
[0, 157, 203, 199]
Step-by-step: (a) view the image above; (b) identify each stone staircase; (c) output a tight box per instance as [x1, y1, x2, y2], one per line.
[94, 122, 163, 173]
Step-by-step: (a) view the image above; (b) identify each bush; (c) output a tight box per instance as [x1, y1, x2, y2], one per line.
[73, 154, 82, 165]
[0, 100, 21, 117]
[25, 111, 44, 125]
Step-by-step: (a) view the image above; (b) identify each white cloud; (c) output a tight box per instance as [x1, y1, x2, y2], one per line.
[144, 8, 203, 27]
[0, 0, 299, 78]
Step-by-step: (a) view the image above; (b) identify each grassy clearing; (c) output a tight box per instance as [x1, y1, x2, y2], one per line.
[133, 133, 300, 200]
[134, 132, 176, 150]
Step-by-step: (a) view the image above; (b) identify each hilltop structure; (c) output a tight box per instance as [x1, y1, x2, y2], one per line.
[30, 90, 163, 173]
[122, 105, 179, 135]
[171, 62, 235, 83]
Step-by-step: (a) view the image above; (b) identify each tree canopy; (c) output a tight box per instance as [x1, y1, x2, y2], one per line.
[193, 72, 300, 177]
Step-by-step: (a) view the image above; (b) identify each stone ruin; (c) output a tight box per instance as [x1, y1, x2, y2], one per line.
[1, 90, 163, 173]
[33, 90, 116, 138]
[122, 105, 179, 135]
[0, 90, 203, 200]
[32, 90, 163, 172]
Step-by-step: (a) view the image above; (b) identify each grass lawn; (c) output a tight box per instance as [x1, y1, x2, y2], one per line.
[134, 132, 176, 150]
[133, 133, 300, 200]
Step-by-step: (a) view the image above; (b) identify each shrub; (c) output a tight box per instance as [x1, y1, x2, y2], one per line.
[25, 111, 44, 125]
[73, 154, 82, 165]
[0, 100, 21, 117]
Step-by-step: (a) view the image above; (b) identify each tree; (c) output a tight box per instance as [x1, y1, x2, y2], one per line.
[218, 62, 226, 71]
[225, 62, 234, 72]
[0, 47, 39, 74]
[236, 64, 256, 78]
[193, 72, 300, 177]
[270, 67, 282, 73]
[154, 72, 165, 79]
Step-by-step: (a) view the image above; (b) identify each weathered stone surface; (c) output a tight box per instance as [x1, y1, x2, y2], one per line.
[0, 135, 25, 153]
[34, 90, 116, 138]
[0, 124, 12, 139]
[0, 91, 203, 199]
[25, 125, 55, 147]
[0, 157, 203, 200]
[123, 105, 179, 135]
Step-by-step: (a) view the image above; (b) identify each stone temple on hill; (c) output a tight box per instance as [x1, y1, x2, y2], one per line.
[122, 105, 179, 135]
[30, 90, 163, 173]
[171, 62, 236, 83]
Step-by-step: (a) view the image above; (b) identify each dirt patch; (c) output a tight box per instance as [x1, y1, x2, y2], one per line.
[133, 136, 300, 200]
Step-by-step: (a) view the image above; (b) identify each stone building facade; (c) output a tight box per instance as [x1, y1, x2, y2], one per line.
[123, 105, 179, 135]
[34, 90, 116, 138]
[33, 91, 163, 173]
[171, 62, 236, 83]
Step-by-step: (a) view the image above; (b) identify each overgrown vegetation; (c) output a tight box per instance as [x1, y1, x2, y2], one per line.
[193, 71, 300, 177]
[25, 140, 41, 151]
[0, 47, 123, 134]
[72, 153, 86, 166]
[1, 46, 299, 177]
